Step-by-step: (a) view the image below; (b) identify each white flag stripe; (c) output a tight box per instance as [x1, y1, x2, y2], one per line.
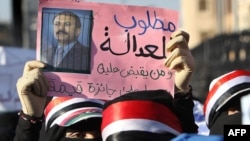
[45, 98, 88, 125]
[205, 75, 250, 124]
[45, 97, 104, 127]
[102, 119, 180, 141]
[48, 107, 102, 128]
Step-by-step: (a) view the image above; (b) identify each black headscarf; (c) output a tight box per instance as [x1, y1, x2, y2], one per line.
[209, 111, 241, 135]
[39, 119, 102, 141]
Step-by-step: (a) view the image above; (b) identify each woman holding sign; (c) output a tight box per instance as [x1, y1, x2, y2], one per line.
[100, 30, 198, 141]
[13, 30, 198, 141]
[13, 60, 104, 141]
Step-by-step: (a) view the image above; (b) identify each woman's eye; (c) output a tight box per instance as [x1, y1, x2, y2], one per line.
[66, 131, 83, 138]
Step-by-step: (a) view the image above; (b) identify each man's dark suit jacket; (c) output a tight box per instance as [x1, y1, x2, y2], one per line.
[41, 41, 90, 73]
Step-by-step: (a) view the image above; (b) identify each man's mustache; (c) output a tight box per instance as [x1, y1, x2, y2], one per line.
[56, 30, 68, 35]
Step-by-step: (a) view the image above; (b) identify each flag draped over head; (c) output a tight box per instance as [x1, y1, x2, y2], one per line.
[44, 96, 105, 130]
[204, 70, 250, 128]
[101, 90, 182, 141]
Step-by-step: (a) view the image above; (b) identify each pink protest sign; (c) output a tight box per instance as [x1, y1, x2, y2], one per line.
[37, 0, 179, 100]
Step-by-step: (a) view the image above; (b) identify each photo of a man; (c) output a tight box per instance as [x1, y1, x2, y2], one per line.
[41, 8, 92, 73]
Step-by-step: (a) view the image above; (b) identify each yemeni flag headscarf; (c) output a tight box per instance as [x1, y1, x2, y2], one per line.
[101, 90, 182, 141]
[204, 69, 250, 129]
[41, 96, 105, 141]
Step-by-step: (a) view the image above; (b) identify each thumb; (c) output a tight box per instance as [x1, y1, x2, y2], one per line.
[23, 60, 46, 75]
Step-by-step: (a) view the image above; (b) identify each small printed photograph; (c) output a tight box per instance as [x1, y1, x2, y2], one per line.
[40, 8, 93, 73]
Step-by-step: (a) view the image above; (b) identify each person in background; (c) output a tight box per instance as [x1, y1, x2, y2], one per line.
[41, 11, 90, 72]
[100, 30, 198, 141]
[173, 69, 250, 141]
[14, 60, 104, 141]
[203, 69, 250, 135]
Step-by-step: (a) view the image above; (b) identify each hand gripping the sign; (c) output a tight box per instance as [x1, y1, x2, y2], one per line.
[164, 30, 195, 93]
[16, 60, 49, 117]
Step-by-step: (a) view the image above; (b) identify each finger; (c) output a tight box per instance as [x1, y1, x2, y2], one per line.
[166, 56, 186, 70]
[24, 68, 43, 97]
[169, 56, 188, 70]
[164, 48, 189, 67]
[23, 60, 46, 75]
[32, 78, 43, 97]
[37, 74, 49, 97]
[164, 48, 179, 67]
[17, 78, 29, 95]
[18, 75, 36, 95]
[32, 76, 48, 97]
[35, 69, 49, 91]
[170, 30, 190, 42]
[29, 68, 47, 84]
[40, 72, 50, 90]
[166, 36, 188, 52]
[31, 71, 48, 97]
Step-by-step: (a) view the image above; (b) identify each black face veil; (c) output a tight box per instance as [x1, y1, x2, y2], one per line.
[209, 111, 241, 135]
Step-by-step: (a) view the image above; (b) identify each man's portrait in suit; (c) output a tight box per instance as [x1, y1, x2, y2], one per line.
[40, 8, 93, 73]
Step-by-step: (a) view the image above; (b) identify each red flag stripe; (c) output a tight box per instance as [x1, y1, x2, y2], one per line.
[102, 119, 181, 141]
[101, 100, 182, 133]
[204, 70, 250, 114]
[203, 70, 250, 125]
[44, 97, 72, 116]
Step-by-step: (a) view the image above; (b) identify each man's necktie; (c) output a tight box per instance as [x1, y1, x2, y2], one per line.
[54, 47, 64, 67]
